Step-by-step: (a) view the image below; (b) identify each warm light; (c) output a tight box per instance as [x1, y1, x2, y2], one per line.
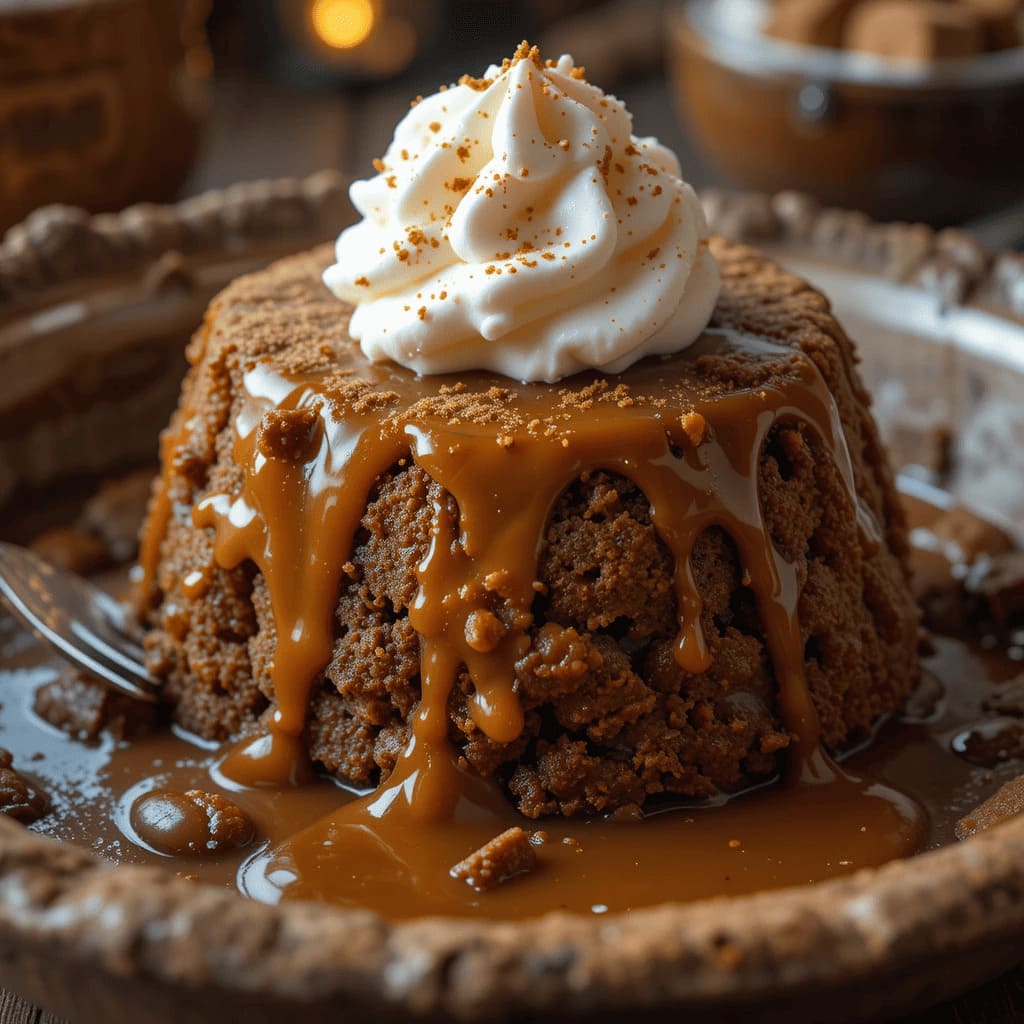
[310, 0, 376, 50]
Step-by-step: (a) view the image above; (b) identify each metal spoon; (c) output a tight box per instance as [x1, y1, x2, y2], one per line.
[0, 542, 159, 703]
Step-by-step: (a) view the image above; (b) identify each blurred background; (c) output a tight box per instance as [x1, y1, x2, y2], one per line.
[2, 0, 1022, 245]
[185, 0, 713, 203]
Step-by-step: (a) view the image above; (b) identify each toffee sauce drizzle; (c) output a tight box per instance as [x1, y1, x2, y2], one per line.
[144, 331, 881, 823]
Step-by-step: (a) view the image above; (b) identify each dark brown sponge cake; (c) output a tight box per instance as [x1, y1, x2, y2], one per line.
[137, 238, 919, 817]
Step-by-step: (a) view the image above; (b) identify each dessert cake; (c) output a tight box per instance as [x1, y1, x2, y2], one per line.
[136, 44, 919, 820]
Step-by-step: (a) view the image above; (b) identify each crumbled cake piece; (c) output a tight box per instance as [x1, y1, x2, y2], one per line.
[34, 668, 159, 743]
[256, 407, 324, 462]
[984, 674, 1024, 718]
[954, 718, 1024, 768]
[184, 790, 254, 851]
[0, 748, 47, 824]
[29, 470, 155, 573]
[908, 506, 1015, 634]
[928, 506, 1013, 565]
[450, 826, 538, 891]
[967, 551, 1024, 629]
[78, 470, 154, 563]
[130, 789, 254, 857]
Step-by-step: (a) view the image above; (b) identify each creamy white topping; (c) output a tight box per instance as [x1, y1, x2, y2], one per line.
[324, 45, 719, 382]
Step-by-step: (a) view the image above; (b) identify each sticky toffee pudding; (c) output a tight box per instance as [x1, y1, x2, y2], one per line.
[7, 47, 1022, 935]
[115, 45, 929, 913]
[136, 238, 921, 818]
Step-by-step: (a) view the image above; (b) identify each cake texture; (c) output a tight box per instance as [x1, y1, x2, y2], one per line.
[137, 238, 919, 818]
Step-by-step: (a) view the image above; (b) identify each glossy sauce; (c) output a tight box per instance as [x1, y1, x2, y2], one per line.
[6, 456, 1023, 918]
[126, 325, 943, 916]
[142, 331, 881, 810]
[2, 551, 1020, 918]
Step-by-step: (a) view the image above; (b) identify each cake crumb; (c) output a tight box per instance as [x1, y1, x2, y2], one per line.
[0, 748, 47, 824]
[77, 470, 154, 562]
[464, 609, 507, 653]
[185, 790, 254, 851]
[450, 826, 538, 891]
[34, 668, 158, 742]
[681, 411, 707, 446]
[131, 789, 254, 856]
[929, 506, 1012, 564]
[956, 774, 1024, 839]
[967, 551, 1024, 628]
[31, 527, 109, 575]
[256, 407, 322, 463]
[984, 674, 1024, 717]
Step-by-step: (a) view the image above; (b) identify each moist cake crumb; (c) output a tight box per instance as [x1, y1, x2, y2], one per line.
[34, 668, 159, 743]
[0, 748, 47, 824]
[184, 790, 254, 850]
[967, 551, 1024, 629]
[929, 506, 1013, 564]
[984, 674, 1024, 718]
[130, 789, 254, 856]
[78, 470, 158, 563]
[451, 826, 538, 891]
[257, 407, 323, 462]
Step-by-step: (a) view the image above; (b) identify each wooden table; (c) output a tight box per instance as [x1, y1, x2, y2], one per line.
[4, 62, 1024, 1024]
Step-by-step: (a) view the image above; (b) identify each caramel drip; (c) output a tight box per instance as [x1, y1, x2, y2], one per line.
[23, 488, 1010, 920]
[183, 330, 874, 805]
[138, 414, 185, 606]
[195, 374, 408, 787]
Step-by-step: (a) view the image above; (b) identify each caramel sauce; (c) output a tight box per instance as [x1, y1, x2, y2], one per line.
[148, 331, 880, 815]
[3, 519, 1020, 919]
[121, 326, 950, 915]
[238, 766, 924, 916]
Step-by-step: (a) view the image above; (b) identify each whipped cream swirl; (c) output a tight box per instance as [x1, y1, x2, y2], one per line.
[324, 46, 719, 382]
